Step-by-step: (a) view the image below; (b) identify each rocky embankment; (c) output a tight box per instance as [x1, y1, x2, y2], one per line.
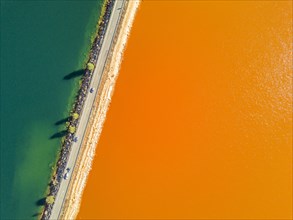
[59, 0, 140, 218]
[40, 1, 115, 219]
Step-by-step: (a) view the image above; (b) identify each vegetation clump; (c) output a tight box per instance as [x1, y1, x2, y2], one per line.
[72, 112, 79, 120]
[46, 196, 55, 205]
[87, 62, 95, 71]
[68, 125, 76, 134]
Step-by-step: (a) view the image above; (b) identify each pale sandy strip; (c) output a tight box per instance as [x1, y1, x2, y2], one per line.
[60, 1, 141, 219]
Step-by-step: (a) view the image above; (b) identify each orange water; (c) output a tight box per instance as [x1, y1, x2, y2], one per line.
[77, 1, 292, 219]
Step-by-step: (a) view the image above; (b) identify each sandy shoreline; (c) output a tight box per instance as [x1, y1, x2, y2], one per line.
[59, 1, 140, 218]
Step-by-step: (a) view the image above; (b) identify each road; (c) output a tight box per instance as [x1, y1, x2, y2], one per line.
[49, 0, 125, 219]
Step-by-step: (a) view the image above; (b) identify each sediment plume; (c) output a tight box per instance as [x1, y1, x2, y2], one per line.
[60, 0, 141, 219]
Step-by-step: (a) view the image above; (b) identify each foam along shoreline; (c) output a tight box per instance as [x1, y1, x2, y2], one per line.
[60, 0, 141, 219]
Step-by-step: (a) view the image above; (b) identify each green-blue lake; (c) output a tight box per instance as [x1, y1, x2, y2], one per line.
[1, 0, 103, 219]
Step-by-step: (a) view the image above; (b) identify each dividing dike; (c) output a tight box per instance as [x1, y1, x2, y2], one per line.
[44, 0, 140, 219]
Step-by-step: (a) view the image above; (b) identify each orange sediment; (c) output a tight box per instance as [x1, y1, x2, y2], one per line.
[77, 1, 292, 219]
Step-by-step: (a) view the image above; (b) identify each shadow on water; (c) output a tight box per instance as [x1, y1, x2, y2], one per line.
[54, 117, 70, 126]
[63, 69, 84, 80]
[32, 213, 41, 217]
[35, 198, 46, 206]
[50, 130, 67, 139]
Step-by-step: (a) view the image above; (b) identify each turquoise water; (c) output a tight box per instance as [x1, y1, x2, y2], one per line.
[0, 0, 102, 219]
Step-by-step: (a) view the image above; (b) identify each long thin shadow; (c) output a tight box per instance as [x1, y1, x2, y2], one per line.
[32, 213, 41, 217]
[55, 117, 70, 126]
[35, 198, 46, 206]
[63, 69, 84, 80]
[50, 130, 67, 139]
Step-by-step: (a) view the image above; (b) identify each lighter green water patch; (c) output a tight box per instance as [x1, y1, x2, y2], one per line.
[12, 121, 58, 217]
[0, 0, 103, 219]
